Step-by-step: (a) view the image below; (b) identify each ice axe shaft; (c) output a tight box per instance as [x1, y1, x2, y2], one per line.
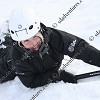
[75, 70, 100, 80]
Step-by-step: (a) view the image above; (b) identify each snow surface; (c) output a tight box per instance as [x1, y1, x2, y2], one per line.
[0, 0, 100, 100]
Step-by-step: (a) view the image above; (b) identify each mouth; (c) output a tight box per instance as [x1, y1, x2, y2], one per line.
[33, 44, 40, 51]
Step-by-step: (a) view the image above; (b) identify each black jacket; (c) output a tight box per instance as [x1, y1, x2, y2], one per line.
[10, 24, 100, 88]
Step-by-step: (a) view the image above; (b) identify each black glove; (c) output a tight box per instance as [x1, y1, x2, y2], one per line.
[48, 70, 77, 84]
[59, 70, 77, 84]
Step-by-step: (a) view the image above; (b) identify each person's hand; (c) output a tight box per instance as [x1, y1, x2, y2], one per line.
[59, 70, 77, 83]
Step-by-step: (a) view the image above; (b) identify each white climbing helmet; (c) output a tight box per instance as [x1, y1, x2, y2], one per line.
[9, 7, 40, 41]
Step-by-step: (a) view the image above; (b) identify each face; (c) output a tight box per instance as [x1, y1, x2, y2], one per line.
[21, 36, 42, 51]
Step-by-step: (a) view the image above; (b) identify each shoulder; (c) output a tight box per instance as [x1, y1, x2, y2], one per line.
[11, 42, 25, 61]
[44, 27, 64, 52]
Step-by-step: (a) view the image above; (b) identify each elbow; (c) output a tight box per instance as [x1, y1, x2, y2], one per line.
[21, 81, 38, 88]
[21, 80, 43, 89]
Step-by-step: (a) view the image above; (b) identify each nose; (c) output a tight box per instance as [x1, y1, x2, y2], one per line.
[30, 38, 37, 48]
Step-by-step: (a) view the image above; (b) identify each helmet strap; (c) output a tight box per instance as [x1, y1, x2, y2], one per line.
[39, 43, 49, 59]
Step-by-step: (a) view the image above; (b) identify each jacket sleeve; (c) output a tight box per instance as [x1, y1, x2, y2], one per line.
[49, 28, 88, 58]
[49, 28, 100, 67]
[11, 50, 58, 88]
[14, 64, 59, 88]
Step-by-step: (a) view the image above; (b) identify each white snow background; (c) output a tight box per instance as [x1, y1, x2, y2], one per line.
[0, 0, 100, 100]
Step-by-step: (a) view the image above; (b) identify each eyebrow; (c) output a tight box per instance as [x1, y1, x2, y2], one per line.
[24, 39, 29, 42]
[23, 36, 36, 42]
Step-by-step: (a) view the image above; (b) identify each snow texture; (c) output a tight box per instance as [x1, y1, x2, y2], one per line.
[0, 0, 100, 100]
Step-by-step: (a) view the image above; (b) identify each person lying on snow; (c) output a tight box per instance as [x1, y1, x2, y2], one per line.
[0, 7, 100, 88]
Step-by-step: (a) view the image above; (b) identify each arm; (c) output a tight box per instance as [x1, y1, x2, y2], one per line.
[15, 64, 77, 88]
[49, 28, 87, 58]
[14, 64, 60, 88]
[50, 28, 100, 67]
[11, 43, 60, 88]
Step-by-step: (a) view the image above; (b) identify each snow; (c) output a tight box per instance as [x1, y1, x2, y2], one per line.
[0, 0, 100, 100]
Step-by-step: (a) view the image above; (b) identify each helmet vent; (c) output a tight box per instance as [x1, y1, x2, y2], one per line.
[11, 30, 14, 34]
[29, 25, 33, 30]
[18, 25, 22, 29]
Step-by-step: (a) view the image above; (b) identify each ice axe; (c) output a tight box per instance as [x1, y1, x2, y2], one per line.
[75, 70, 100, 80]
